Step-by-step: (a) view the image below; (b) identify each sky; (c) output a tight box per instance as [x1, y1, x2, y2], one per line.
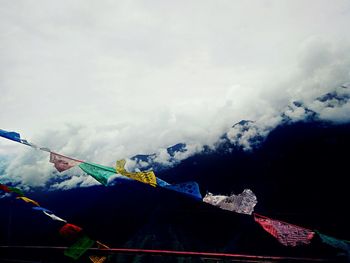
[1, 0, 350, 188]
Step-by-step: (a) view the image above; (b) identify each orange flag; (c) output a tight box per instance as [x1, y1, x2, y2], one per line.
[89, 241, 109, 263]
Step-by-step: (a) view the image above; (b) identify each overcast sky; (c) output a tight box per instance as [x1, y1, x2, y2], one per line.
[1, 1, 350, 188]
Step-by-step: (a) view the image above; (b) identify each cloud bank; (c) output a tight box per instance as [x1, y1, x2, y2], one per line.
[0, 1, 350, 189]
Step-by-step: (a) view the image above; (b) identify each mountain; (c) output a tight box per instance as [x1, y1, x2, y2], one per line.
[1, 87, 350, 262]
[1, 119, 350, 262]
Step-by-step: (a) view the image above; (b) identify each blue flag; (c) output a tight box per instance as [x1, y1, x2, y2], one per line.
[0, 129, 21, 143]
[165, 181, 202, 200]
[32, 207, 53, 214]
[156, 177, 170, 187]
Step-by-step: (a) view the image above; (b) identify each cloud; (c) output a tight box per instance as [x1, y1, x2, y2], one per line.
[309, 86, 350, 123]
[51, 174, 100, 190]
[1, 149, 52, 188]
[0, 1, 350, 188]
[0, 193, 11, 199]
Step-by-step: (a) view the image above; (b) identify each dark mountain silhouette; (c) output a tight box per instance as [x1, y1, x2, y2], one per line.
[1, 119, 350, 262]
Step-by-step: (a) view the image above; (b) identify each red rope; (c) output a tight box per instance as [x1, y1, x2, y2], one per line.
[0, 246, 330, 262]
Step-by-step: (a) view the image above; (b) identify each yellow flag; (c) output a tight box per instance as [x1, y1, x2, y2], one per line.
[89, 255, 107, 263]
[116, 159, 157, 187]
[89, 241, 109, 263]
[17, 196, 40, 207]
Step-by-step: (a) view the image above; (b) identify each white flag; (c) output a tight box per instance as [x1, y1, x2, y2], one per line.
[43, 211, 67, 223]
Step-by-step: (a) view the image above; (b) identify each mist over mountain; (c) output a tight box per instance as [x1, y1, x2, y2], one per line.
[0, 83, 349, 193]
[1, 115, 349, 261]
[2, 2, 350, 262]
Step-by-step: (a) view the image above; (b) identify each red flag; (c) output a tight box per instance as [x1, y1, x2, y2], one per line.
[50, 152, 82, 172]
[0, 184, 11, 193]
[254, 214, 315, 247]
[59, 223, 83, 240]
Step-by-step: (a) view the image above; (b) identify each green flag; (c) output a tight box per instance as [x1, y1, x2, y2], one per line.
[8, 187, 24, 196]
[64, 235, 95, 260]
[79, 162, 115, 186]
[317, 231, 350, 252]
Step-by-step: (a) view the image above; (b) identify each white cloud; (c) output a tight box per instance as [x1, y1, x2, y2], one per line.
[152, 149, 172, 166]
[173, 144, 204, 161]
[0, 193, 11, 199]
[308, 86, 350, 123]
[284, 106, 307, 121]
[0, 1, 350, 188]
[51, 174, 99, 190]
[1, 148, 52, 188]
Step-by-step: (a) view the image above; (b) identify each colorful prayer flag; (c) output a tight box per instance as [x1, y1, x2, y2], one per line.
[165, 181, 202, 200]
[0, 184, 11, 193]
[0, 129, 21, 143]
[59, 223, 83, 239]
[203, 193, 227, 206]
[31, 207, 67, 222]
[43, 211, 67, 223]
[89, 255, 108, 263]
[204, 189, 257, 215]
[316, 231, 350, 252]
[32, 207, 53, 214]
[89, 241, 109, 263]
[254, 214, 315, 246]
[156, 177, 170, 187]
[116, 159, 157, 187]
[64, 235, 95, 260]
[8, 186, 24, 196]
[50, 152, 82, 173]
[20, 139, 37, 148]
[79, 162, 115, 186]
[17, 196, 40, 207]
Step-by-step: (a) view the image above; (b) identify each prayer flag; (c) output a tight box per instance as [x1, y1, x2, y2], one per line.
[254, 214, 315, 247]
[64, 235, 95, 260]
[8, 186, 24, 196]
[50, 152, 82, 173]
[204, 189, 257, 215]
[0, 184, 11, 193]
[116, 159, 157, 187]
[20, 139, 37, 148]
[89, 241, 109, 263]
[89, 255, 107, 263]
[0, 129, 21, 143]
[59, 223, 83, 239]
[17, 196, 40, 207]
[79, 162, 115, 186]
[43, 211, 67, 223]
[165, 181, 202, 200]
[203, 193, 227, 206]
[32, 207, 53, 214]
[156, 177, 170, 187]
[317, 231, 350, 252]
